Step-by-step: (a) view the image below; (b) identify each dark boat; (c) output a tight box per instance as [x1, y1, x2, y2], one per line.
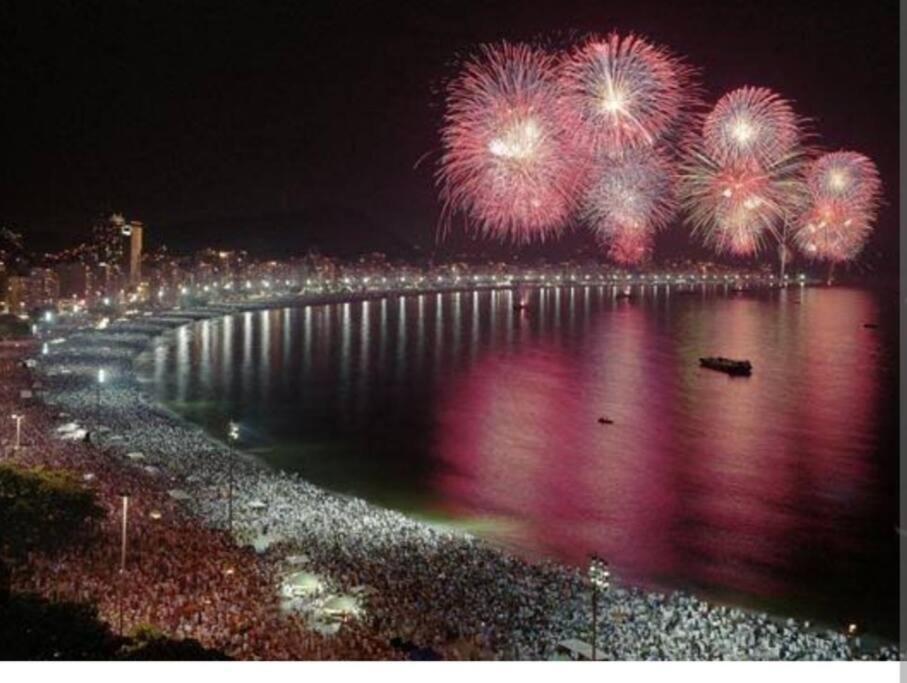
[699, 356, 752, 376]
[863, 323, 878, 329]
[597, 417, 614, 425]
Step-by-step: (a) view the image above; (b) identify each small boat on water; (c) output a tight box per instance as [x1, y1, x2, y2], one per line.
[699, 356, 752, 376]
[863, 323, 879, 329]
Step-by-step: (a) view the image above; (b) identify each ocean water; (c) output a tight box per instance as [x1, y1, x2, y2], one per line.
[142, 284, 900, 638]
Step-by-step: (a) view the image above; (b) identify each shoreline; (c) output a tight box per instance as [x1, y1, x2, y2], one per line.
[31, 285, 901, 660]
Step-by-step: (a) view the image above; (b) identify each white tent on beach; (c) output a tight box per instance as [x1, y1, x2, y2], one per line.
[322, 595, 360, 617]
[283, 571, 324, 597]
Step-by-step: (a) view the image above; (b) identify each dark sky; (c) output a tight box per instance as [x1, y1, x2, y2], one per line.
[0, 0, 898, 267]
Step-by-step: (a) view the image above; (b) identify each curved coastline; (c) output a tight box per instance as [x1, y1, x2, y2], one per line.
[37, 285, 900, 661]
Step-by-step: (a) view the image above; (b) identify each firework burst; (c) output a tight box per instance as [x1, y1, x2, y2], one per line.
[794, 151, 881, 262]
[608, 229, 654, 265]
[679, 148, 807, 256]
[559, 32, 694, 156]
[794, 198, 873, 262]
[581, 146, 675, 263]
[702, 87, 802, 166]
[437, 42, 579, 242]
[805, 151, 881, 207]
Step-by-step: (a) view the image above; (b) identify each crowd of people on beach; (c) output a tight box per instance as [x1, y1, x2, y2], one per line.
[1, 307, 901, 660]
[1, 341, 394, 660]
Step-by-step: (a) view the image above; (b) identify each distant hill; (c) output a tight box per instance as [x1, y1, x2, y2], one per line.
[151, 203, 422, 259]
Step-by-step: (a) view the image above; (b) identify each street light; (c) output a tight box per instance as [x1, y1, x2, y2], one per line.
[96, 368, 106, 418]
[118, 493, 130, 635]
[588, 555, 611, 661]
[120, 494, 129, 572]
[10, 414, 23, 451]
[227, 421, 240, 534]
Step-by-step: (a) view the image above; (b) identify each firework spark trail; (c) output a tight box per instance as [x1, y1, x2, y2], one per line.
[702, 87, 802, 166]
[559, 33, 694, 157]
[794, 151, 881, 262]
[437, 42, 581, 242]
[581, 146, 676, 264]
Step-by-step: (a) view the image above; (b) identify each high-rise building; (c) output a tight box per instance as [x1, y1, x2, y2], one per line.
[55, 262, 92, 299]
[6, 268, 59, 313]
[125, 220, 144, 285]
[31, 268, 59, 308]
[92, 214, 127, 270]
[6, 276, 28, 313]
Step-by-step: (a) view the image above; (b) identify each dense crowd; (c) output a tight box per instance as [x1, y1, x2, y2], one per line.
[1, 340, 394, 660]
[1, 307, 901, 660]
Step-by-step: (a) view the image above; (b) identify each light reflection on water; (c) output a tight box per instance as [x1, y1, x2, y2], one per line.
[148, 285, 898, 636]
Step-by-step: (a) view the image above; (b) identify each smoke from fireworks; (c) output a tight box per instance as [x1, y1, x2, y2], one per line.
[794, 151, 881, 262]
[581, 147, 676, 263]
[559, 32, 693, 156]
[437, 42, 579, 242]
[702, 87, 802, 166]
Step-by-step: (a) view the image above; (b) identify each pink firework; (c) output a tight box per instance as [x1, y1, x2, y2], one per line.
[559, 32, 694, 156]
[805, 151, 881, 207]
[608, 229, 654, 265]
[679, 149, 807, 256]
[702, 87, 802, 166]
[794, 198, 874, 262]
[794, 151, 881, 262]
[437, 42, 579, 242]
[581, 146, 676, 262]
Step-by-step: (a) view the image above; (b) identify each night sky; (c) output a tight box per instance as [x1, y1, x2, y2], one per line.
[0, 0, 898, 268]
